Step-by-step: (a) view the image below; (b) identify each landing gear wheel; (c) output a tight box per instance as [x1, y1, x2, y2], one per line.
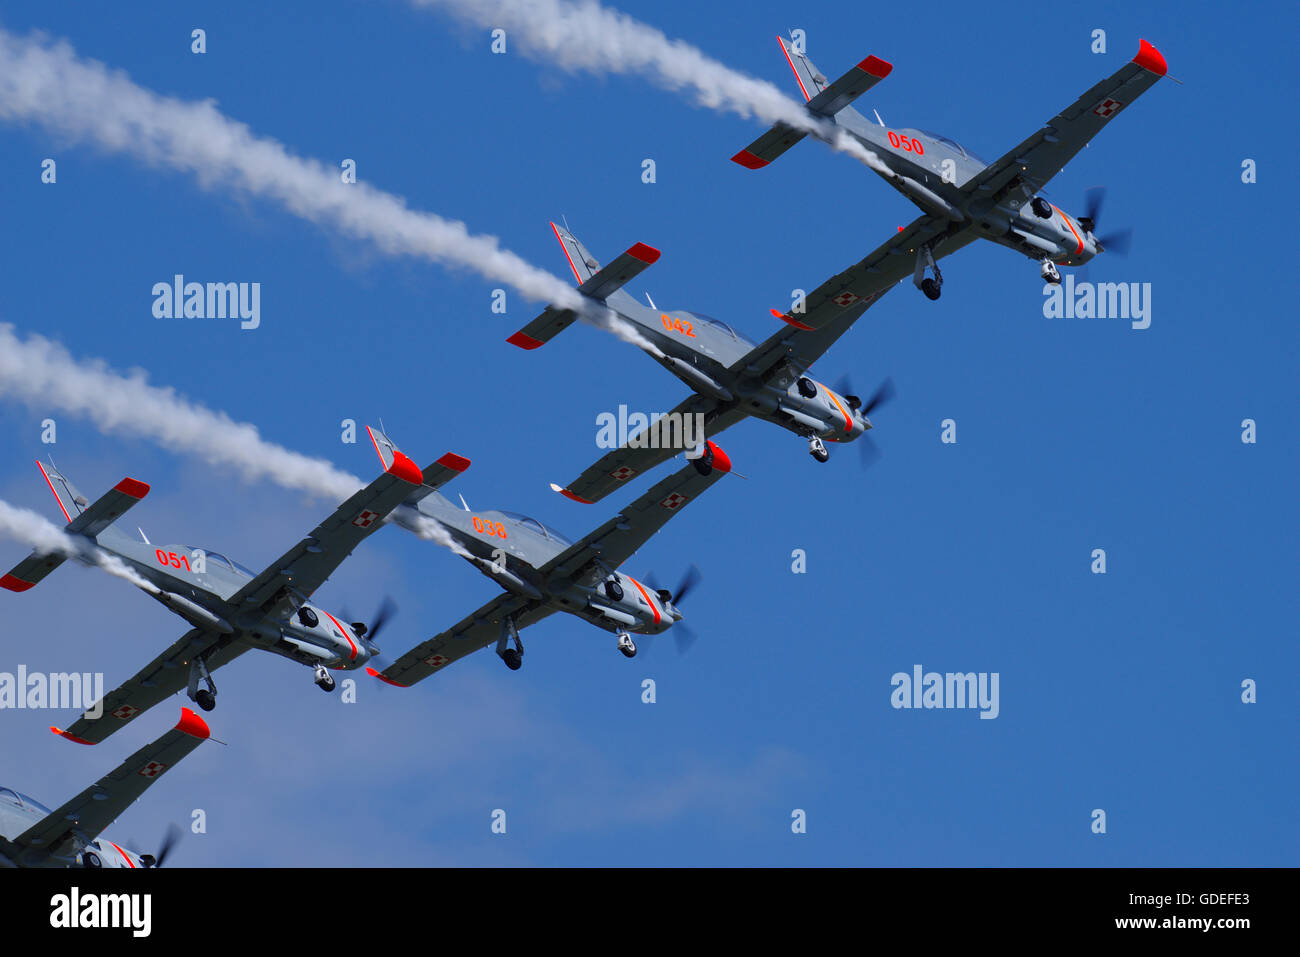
[502, 648, 522, 670]
[809, 436, 830, 463]
[194, 689, 216, 712]
[1031, 196, 1052, 219]
[604, 580, 624, 601]
[1040, 259, 1061, 285]
[617, 634, 638, 658]
[316, 675, 336, 692]
[921, 278, 942, 300]
[82, 851, 102, 868]
[797, 377, 818, 398]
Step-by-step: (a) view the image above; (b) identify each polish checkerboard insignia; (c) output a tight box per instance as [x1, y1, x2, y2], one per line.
[660, 492, 688, 510]
[352, 509, 380, 528]
[113, 705, 141, 720]
[833, 291, 860, 307]
[424, 654, 449, 669]
[1092, 97, 1122, 117]
[610, 466, 637, 481]
[138, 761, 167, 778]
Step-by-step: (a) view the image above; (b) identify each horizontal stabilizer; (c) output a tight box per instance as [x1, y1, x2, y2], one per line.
[367, 426, 468, 505]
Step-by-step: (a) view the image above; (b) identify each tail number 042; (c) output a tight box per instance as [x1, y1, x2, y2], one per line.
[661, 314, 696, 337]
[886, 131, 924, 155]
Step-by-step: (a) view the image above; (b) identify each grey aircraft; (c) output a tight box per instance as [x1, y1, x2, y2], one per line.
[507, 222, 896, 499]
[0, 449, 445, 746]
[362, 425, 732, 686]
[733, 36, 1168, 296]
[1, 707, 208, 867]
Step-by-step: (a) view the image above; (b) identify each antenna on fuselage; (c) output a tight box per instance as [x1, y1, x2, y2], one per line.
[458, 494, 471, 511]
[873, 109, 886, 127]
[645, 292, 657, 309]
[138, 527, 151, 545]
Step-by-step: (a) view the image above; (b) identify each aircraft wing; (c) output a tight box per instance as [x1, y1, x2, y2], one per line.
[53, 629, 247, 746]
[225, 452, 425, 614]
[368, 593, 556, 688]
[766, 213, 977, 335]
[961, 40, 1167, 199]
[5, 708, 210, 866]
[551, 393, 749, 504]
[540, 442, 734, 584]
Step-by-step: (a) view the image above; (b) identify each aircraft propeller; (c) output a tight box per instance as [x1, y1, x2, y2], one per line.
[833, 375, 896, 466]
[1079, 186, 1133, 255]
[138, 823, 181, 868]
[344, 595, 398, 653]
[643, 565, 702, 653]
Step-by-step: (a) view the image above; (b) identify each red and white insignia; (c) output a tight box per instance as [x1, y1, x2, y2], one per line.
[352, 509, 380, 528]
[112, 705, 140, 720]
[1092, 97, 1122, 117]
[660, 492, 688, 510]
[138, 761, 167, 778]
[833, 291, 860, 307]
[424, 654, 449, 668]
[610, 466, 637, 481]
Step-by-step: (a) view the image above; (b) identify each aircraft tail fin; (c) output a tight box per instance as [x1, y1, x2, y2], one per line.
[366, 426, 469, 507]
[506, 223, 660, 351]
[1, 462, 150, 593]
[731, 37, 891, 170]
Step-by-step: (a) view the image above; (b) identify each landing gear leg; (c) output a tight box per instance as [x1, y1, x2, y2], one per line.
[617, 633, 638, 658]
[913, 244, 943, 300]
[809, 436, 830, 463]
[1040, 258, 1062, 285]
[187, 656, 218, 712]
[313, 663, 336, 692]
[497, 616, 524, 671]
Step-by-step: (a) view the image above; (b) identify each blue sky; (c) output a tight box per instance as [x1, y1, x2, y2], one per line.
[0, 0, 1295, 865]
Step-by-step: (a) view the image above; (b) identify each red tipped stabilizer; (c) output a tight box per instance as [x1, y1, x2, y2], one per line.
[507, 330, 545, 350]
[0, 573, 35, 593]
[1132, 39, 1167, 76]
[857, 55, 892, 78]
[731, 149, 770, 170]
[175, 706, 211, 739]
[366, 666, 408, 688]
[627, 242, 661, 265]
[113, 478, 150, 500]
[387, 451, 423, 485]
[51, 726, 95, 746]
[436, 452, 471, 473]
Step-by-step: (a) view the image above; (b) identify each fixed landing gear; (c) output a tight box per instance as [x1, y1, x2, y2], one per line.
[313, 664, 336, 692]
[809, 436, 830, 463]
[187, 656, 218, 711]
[496, 616, 524, 671]
[913, 243, 943, 300]
[617, 633, 638, 658]
[1040, 258, 1062, 285]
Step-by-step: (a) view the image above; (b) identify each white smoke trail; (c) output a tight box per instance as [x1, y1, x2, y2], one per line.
[0, 28, 663, 354]
[0, 325, 363, 503]
[0, 498, 160, 592]
[411, 0, 889, 172]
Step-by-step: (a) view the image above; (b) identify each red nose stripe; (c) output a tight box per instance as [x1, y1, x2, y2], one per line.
[626, 577, 660, 626]
[322, 611, 358, 661]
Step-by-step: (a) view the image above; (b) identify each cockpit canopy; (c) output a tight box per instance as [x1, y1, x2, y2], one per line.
[0, 787, 52, 814]
[184, 546, 257, 578]
[913, 129, 988, 165]
[679, 312, 756, 347]
[499, 512, 573, 546]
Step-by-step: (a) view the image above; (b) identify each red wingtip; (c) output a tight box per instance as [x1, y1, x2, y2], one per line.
[507, 331, 545, 350]
[730, 149, 769, 170]
[1132, 39, 1167, 77]
[366, 666, 408, 688]
[705, 441, 732, 475]
[559, 488, 594, 504]
[857, 55, 892, 78]
[175, 706, 211, 740]
[627, 242, 661, 265]
[436, 452, 471, 473]
[387, 450, 423, 485]
[0, 573, 35, 593]
[771, 308, 814, 331]
[113, 478, 150, 500]
[51, 726, 95, 746]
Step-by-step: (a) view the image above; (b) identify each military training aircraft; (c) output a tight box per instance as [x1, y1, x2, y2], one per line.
[0, 707, 208, 867]
[732, 36, 1168, 296]
[0, 449, 451, 745]
[362, 425, 731, 686]
[507, 222, 895, 493]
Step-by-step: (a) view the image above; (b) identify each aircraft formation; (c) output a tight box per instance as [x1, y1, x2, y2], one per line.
[0, 34, 1167, 867]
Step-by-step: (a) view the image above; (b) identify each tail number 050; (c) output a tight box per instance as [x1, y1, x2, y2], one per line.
[887, 131, 924, 155]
